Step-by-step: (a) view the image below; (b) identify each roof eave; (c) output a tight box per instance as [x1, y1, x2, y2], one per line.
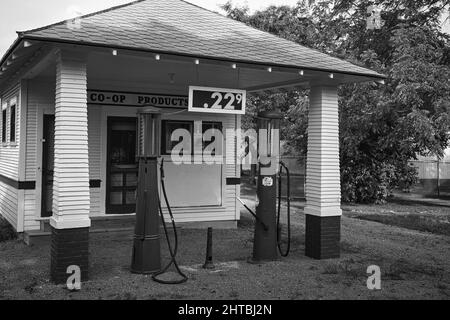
[0, 34, 24, 72]
[18, 35, 386, 81]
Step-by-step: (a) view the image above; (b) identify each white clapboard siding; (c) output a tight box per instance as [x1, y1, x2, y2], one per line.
[0, 182, 18, 228]
[22, 80, 56, 231]
[88, 105, 102, 216]
[0, 83, 21, 230]
[225, 115, 237, 177]
[51, 51, 91, 228]
[305, 86, 342, 217]
[225, 112, 238, 219]
[24, 190, 39, 230]
[88, 106, 101, 179]
[0, 83, 21, 180]
[235, 115, 241, 220]
[25, 81, 54, 180]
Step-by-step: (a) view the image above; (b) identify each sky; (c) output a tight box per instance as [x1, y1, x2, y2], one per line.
[0, 0, 448, 57]
[0, 0, 299, 57]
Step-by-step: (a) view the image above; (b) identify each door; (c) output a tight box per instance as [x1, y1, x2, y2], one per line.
[106, 117, 138, 214]
[41, 114, 55, 217]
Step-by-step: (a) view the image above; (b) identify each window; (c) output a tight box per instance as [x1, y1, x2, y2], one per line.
[110, 124, 136, 165]
[9, 103, 16, 143]
[1, 103, 6, 144]
[162, 120, 194, 155]
[202, 122, 223, 156]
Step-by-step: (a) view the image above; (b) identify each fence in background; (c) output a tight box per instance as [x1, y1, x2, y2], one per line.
[243, 158, 450, 198]
[241, 156, 306, 200]
[410, 160, 450, 196]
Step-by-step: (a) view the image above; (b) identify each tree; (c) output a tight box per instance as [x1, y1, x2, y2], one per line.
[223, 0, 450, 203]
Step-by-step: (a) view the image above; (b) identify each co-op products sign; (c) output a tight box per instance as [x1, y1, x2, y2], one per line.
[88, 90, 189, 108]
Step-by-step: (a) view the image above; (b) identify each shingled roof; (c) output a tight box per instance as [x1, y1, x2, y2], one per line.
[14, 0, 383, 79]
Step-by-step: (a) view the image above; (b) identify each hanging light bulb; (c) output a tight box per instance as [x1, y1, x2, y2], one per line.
[168, 73, 175, 84]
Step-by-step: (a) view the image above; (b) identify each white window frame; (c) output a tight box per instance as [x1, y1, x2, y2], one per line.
[9, 97, 17, 145]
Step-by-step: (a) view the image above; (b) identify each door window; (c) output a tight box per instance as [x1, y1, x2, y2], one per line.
[106, 118, 138, 214]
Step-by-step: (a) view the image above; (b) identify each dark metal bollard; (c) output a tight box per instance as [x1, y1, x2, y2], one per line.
[203, 227, 215, 269]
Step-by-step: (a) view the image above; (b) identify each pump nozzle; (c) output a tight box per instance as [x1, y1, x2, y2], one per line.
[160, 158, 165, 178]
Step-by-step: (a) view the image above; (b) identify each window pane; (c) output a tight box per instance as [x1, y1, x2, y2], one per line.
[126, 191, 136, 205]
[202, 122, 223, 156]
[162, 121, 193, 155]
[126, 173, 138, 187]
[10, 105, 16, 142]
[111, 174, 123, 187]
[110, 192, 122, 205]
[110, 130, 136, 164]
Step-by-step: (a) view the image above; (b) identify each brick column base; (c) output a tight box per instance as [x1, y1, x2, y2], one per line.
[305, 215, 340, 260]
[51, 227, 89, 284]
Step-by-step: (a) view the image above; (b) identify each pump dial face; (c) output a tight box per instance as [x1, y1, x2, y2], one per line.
[262, 177, 274, 187]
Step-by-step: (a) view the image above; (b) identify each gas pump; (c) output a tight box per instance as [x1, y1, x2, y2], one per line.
[248, 110, 292, 262]
[131, 108, 163, 274]
[131, 107, 187, 284]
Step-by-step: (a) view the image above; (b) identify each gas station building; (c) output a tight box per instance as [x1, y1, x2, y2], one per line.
[0, 0, 384, 282]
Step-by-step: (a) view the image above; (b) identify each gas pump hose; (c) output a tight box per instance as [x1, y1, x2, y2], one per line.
[236, 197, 269, 231]
[277, 161, 291, 257]
[152, 159, 188, 285]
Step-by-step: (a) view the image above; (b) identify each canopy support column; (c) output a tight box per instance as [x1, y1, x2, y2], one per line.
[50, 49, 91, 284]
[304, 85, 342, 260]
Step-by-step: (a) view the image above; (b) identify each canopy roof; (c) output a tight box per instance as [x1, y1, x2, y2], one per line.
[0, 0, 384, 82]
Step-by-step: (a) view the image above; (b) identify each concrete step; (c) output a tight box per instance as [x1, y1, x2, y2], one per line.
[24, 230, 51, 246]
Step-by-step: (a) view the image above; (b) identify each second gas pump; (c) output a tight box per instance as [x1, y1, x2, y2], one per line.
[250, 110, 291, 263]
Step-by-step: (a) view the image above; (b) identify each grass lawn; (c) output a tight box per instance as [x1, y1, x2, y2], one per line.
[344, 199, 450, 237]
[0, 188, 449, 300]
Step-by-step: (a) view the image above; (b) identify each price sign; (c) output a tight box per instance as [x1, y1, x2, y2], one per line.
[189, 86, 246, 115]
